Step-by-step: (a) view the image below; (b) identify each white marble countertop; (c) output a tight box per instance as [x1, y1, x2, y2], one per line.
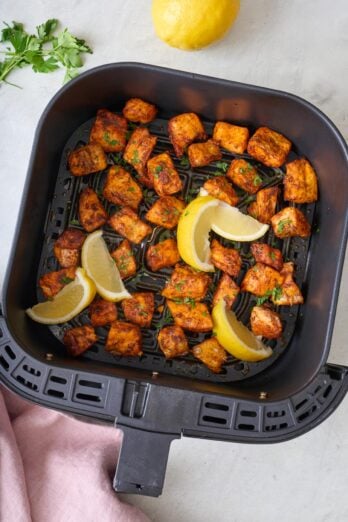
[1, 1, 347, 521]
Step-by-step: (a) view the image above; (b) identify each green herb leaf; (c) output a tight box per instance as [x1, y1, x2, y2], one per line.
[253, 174, 262, 186]
[277, 218, 292, 233]
[215, 161, 229, 172]
[172, 297, 196, 308]
[60, 276, 74, 285]
[180, 156, 190, 168]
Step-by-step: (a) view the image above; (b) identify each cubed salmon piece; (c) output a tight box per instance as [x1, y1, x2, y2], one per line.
[109, 207, 152, 244]
[192, 338, 228, 373]
[90, 109, 127, 152]
[103, 166, 143, 210]
[168, 112, 206, 157]
[250, 306, 282, 339]
[210, 239, 242, 278]
[105, 320, 142, 356]
[161, 264, 211, 300]
[147, 152, 183, 196]
[68, 143, 107, 176]
[212, 273, 240, 308]
[89, 298, 118, 327]
[203, 176, 239, 206]
[78, 187, 108, 232]
[250, 243, 283, 271]
[145, 196, 185, 229]
[110, 239, 137, 279]
[272, 262, 304, 306]
[241, 262, 284, 297]
[122, 98, 157, 124]
[247, 126, 291, 167]
[63, 325, 97, 357]
[248, 186, 279, 224]
[271, 207, 311, 238]
[39, 267, 76, 299]
[187, 139, 222, 168]
[166, 300, 213, 332]
[213, 121, 249, 154]
[284, 158, 318, 203]
[123, 127, 157, 185]
[54, 228, 86, 268]
[227, 159, 262, 194]
[146, 238, 180, 271]
[157, 325, 189, 359]
[121, 292, 155, 328]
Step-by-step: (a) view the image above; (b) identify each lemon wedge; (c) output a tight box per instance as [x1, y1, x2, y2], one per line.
[81, 230, 131, 302]
[211, 203, 269, 241]
[177, 196, 220, 271]
[26, 267, 96, 324]
[212, 300, 272, 362]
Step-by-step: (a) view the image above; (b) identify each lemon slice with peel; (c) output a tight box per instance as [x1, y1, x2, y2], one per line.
[26, 268, 96, 324]
[82, 229, 131, 302]
[211, 202, 269, 241]
[177, 195, 220, 271]
[212, 299, 272, 362]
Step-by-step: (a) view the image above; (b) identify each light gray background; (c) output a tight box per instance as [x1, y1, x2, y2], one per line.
[0, 1, 347, 521]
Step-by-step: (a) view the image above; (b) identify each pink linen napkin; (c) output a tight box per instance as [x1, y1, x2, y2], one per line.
[0, 385, 151, 522]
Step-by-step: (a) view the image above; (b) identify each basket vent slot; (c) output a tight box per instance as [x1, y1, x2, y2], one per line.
[78, 379, 103, 389]
[15, 375, 38, 391]
[5, 345, 16, 360]
[201, 415, 227, 425]
[237, 423, 255, 431]
[264, 403, 295, 432]
[294, 398, 308, 411]
[50, 375, 67, 385]
[44, 371, 71, 400]
[297, 404, 317, 422]
[235, 404, 261, 432]
[0, 326, 3, 339]
[72, 374, 109, 408]
[199, 397, 233, 428]
[0, 355, 9, 371]
[23, 364, 41, 377]
[46, 389, 65, 398]
[75, 393, 101, 402]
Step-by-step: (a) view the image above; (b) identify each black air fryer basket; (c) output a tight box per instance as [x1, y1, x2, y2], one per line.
[1, 63, 348, 497]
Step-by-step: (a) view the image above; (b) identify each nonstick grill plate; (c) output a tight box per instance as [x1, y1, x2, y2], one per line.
[37, 115, 315, 383]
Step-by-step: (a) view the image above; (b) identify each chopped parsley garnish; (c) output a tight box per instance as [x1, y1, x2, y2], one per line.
[239, 164, 254, 174]
[60, 276, 74, 285]
[244, 195, 256, 205]
[270, 251, 276, 261]
[256, 285, 282, 305]
[132, 150, 140, 165]
[215, 161, 229, 172]
[180, 156, 190, 168]
[127, 186, 136, 192]
[103, 131, 119, 146]
[277, 218, 292, 233]
[253, 175, 262, 186]
[69, 219, 80, 225]
[172, 297, 196, 308]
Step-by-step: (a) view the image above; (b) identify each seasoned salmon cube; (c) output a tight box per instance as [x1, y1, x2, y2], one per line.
[123, 127, 157, 185]
[105, 320, 142, 356]
[145, 196, 185, 229]
[146, 238, 180, 271]
[284, 158, 318, 203]
[227, 159, 262, 194]
[247, 126, 291, 168]
[187, 139, 222, 168]
[272, 262, 304, 306]
[168, 112, 206, 157]
[157, 325, 189, 359]
[103, 166, 143, 210]
[90, 109, 127, 152]
[213, 121, 249, 154]
[147, 152, 183, 196]
[121, 292, 155, 328]
[248, 186, 279, 224]
[241, 262, 284, 297]
[68, 143, 107, 176]
[110, 240, 137, 279]
[161, 264, 211, 300]
[210, 239, 242, 278]
[109, 207, 152, 244]
[166, 300, 213, 332]
[271, 207, 311, 238]
[78, 187, 108, 232]
[63, 325, 97, 357]
[89, 298, 118, 327]
[122, 98, 157, 124]
[192, 338, 228, 373]
[54, 228, 85, 268]
[203, 177, 239, 206]
[39, 267, 76, 299]
[212, 273, 240, 308]
[250, 306, 282, 339]
[250, 243, 283, 271]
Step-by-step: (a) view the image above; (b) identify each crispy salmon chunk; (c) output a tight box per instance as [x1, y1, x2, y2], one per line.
[147, 152, 183, 196]
[110, 240, 137, 279]
[192, 338, 228, 373]
[248, 186, 279, 224]
[213, 121, 249, 154]
[241, 263, 284, 297]
[68, 143, 107, 176]
[54, 228, 85, 268]
[247, 126, 291, 167]
[90, 109, 127, 152]
[212, 274, 240, 308]
[122, 98, 157, 124]
[121, 292, 155, 328]
[146, 238, 180, 271]
[63, 325, 97, 357]
[39, 267, 76, 299]
[103, 166, 143, 210]
[105, 320, 142, 356]
[250, 306, 282, 339]
[271, 207, 311, 238]
[158, 325, 189, 359]
[145, 196, 185, 229]
[109, 207, 152, 244]
[168, 112, 206, 157]
[187, 139, 222, 168]
[250, 243, 283, 271]
[89, 298, 118, 327]
[162, 264, 211, 300]
[203, 177, 239, 206]
[166, 300, 213, 332]
[227, 159, 262, 194]
[78, 187, 108, 232]
[123, 127, 157, 185]
[272, 262, 304, 306]
[284, 158, 318, 203]
[210, 239, 242, 278]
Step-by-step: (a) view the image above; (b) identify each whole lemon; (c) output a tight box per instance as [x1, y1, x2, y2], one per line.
[152, 0, 240, 50]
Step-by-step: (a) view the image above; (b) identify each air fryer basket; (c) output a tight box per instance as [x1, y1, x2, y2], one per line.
[1, 63, 347, 497]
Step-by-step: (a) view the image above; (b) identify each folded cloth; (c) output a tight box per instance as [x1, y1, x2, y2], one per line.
[0, 385, 150, 522]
